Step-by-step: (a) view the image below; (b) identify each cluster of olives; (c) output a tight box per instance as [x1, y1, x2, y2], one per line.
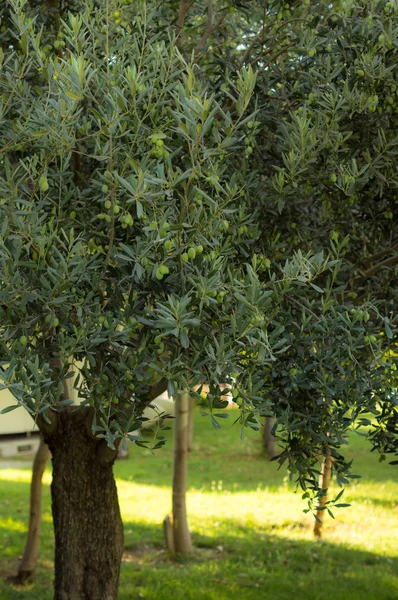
[258, 255, 271, 270]
[149, 220, 170, 237]
[39, 175, 49, 192]
[181, 245, 203, 263]
[276, 1, 303, 20]
[155, 264, 169, 281]
[148, 134, 169, 160]
[349, 308, 370, 322]
[98, 183, 135, 229]
[45, 313, 60, 328]
[231, 388, 244, 406]
[154, 335, 165, 354]
[54, 31, 66, 50]
[138, 240, 208, 281]
[244, 120, 261, 158]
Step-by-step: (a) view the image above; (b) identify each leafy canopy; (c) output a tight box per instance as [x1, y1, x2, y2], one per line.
[0, 0, 397, 505]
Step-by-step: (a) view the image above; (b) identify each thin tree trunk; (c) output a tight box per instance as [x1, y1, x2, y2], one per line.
[164, 391, 192, 556]
[14, 436, 51, 584]
[172, 391, 192, 554]
[42, 409, 124, 600]
[187, 396, 195, 452]
[262, 417, 276, 459]
[313, 453, 333, 538]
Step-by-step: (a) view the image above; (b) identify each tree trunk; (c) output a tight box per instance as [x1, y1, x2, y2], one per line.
[262, 417, 277, 459]
[14, 436, 51, 583]
[165, 392, 192, 556]
[187, 396, 195, 452]
[313, 453, 333, 538]
[43, 409, 124, 600]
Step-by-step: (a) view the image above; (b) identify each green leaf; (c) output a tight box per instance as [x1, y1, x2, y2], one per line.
[136, 199, 143, 219]
[310, 283, 324, 293]
[180, 329, 189, 348]
[64, 89, 83, 101]
[385, 322, 393, 339]
[210, 415, 221, 430]
[0, 404, 19, 414]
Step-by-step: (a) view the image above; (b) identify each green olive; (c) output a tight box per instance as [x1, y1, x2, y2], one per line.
[39, 176, 49, 192]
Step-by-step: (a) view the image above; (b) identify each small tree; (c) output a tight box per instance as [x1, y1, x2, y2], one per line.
[169, 391, 193, 555]
[0, 0, 290, 594]
[12, 436, 50, 584]
[1, 1, 397, 597]
[243, 0, 398, 524]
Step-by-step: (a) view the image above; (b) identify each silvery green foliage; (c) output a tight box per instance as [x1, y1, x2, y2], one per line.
[0, 0, 395, 507]
[0, 1, 300, 436]
[244, 0, 398, 489]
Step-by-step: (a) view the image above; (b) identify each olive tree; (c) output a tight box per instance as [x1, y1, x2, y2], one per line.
[0, 0, 315, 595]
[1, 1, 397, 597]
[242, 0, 398, 531]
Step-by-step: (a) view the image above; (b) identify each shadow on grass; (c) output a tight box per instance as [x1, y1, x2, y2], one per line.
[1, 520, 398, 600]
[0, 477, 397, 600]
[3, 521, 396, 600]
[119, 520, 398, 600]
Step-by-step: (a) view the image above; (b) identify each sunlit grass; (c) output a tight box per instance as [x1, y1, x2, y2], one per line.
[0, 409, 398, 599]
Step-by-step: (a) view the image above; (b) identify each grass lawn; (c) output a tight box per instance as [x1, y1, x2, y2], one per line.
[0, 409, 397, 599]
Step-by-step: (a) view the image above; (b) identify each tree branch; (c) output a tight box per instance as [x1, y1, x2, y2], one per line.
[176, 0, 192, 49]
[240, 18, 308, 66]
[206, 0, 213, 30]
[149, 377, 169, 401]
[273, 17, 311, 37]
[195, 9, 227, 52]
[257, 41, 296, 69]
[352, 253, 398, 287]
[362, 239, 398, 268]
[52, 356, 70, 403]
[286, 295, 320, 321]
[240, 24, 271, 66]
[240, 29, 264, 66]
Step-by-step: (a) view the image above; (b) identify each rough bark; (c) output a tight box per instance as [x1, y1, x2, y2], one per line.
[13, 436, 51, 584]
[313, 453, 333, 538]
[42, 409, 124, 600]
[262, 417, 277, 459]
[164, 392, 192, 556]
